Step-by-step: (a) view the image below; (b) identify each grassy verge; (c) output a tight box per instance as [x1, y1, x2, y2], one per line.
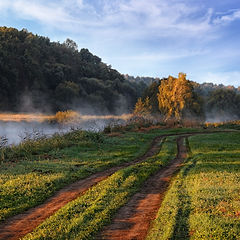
[146, 132, 240, 240]
[23, 137, 177, 240]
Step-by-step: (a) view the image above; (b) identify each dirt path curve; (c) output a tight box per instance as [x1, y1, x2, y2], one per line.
[0, 135, 165, 240]
[98, 136, 188, 240]
[0, 130, 233, 240]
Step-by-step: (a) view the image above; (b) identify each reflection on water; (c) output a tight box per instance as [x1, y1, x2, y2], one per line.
[0, 113, 131, 145]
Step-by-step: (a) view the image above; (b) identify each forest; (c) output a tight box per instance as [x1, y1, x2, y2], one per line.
[136, 73, 240, 122]
[0, 27, 240, 121]
[0, 27, 146, 114]
[0, 26, 240, 240]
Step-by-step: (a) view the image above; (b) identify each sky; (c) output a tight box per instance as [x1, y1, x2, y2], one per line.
[0, 0, 240, 86]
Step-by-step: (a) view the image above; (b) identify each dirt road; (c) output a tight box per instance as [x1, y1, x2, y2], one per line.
[98, 136, 187, 240]
[0, 135, 164, 240]
[0, 130, 230, 240]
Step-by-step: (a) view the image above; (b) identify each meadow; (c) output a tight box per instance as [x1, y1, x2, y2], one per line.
[0, 127, 197, 222]
[147, 132, 240, 239]
[0, 123, 239, 240]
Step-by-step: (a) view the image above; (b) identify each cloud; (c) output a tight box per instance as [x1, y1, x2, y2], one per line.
[14, 1, 71, 25]
[0, 0, 218, 39]
[214, 9, 240, 25]
[0, 1, 70, 25]
[196, 71, 240, 87]
[98, 0, 214, 38]
[1, 1, 240, 41]
[0, 0, 101, 31]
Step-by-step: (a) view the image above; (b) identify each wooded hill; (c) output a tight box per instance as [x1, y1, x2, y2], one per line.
[1, 27, 239, 120]
[0, 27, 146, 114]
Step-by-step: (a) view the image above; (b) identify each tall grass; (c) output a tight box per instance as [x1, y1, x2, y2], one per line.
[0, 130, 103, 162]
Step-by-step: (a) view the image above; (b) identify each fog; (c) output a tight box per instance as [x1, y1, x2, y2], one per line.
[0, 117, 128, 145]
[205, 112, 239, 123]
[1, 110, 238, 146]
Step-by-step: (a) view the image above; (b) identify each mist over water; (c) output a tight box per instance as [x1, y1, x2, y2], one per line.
[205, 112, 239, 123]
[2, 110, 238, 145]
[0, 115, 128, 145]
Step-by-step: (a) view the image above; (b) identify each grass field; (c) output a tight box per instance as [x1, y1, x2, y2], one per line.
[22, 137, 176, 239]
[147, 132, 240, 240]
[0, 126, 239, 240]
[0, 130, 154, 221]
[0, 128, 197, 222]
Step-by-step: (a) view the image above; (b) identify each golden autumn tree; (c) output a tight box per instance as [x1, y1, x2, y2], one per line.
[133, 96, 152, 117]
[158, 73, 204, 121]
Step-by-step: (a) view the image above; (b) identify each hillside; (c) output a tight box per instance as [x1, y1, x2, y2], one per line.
[0, 27, 146, 114]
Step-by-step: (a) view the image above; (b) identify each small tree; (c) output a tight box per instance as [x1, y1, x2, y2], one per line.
[158, 73, 204, 121]
[133, 97, 152, 117]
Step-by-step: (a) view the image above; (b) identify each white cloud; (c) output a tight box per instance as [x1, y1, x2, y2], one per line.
[0, 1, 8, 8]
[1, 1, 240, 41]
[196, 71, 240, 87]
[13, 1, 71, 25]
[99, 0, 213, 38]
[0, 0, 217, 39]
[214, 9, 240, 25]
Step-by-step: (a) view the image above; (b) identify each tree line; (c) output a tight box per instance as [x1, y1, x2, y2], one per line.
[0, 27, 146, 114]
[1, 27, 239, 120]
[134, 73, 240, 122]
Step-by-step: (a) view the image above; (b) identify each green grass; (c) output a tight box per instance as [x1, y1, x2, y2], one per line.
[23, 137, 177, 240]
[0, 130, 153, 222]
[146, 132, 240, 240]
[0, 127, 202, 222]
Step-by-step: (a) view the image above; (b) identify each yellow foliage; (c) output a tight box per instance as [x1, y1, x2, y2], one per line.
[134, 97, 152, 117]
[158, 73, 197, 121]
[54, 110, 80, 123]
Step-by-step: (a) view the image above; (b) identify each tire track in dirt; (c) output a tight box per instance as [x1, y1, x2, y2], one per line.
[0, 130, 233, 240]
[0, 135, 165, 240]
[98, 136, 188, 240]
[98, 130, 238, 240]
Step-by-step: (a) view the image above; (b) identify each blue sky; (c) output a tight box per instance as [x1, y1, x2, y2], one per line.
[0, 0, 240, 86]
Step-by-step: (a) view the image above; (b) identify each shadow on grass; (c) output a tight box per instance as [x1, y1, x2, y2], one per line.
[184, 152, 240, 176]
[170, 138, 195, 240]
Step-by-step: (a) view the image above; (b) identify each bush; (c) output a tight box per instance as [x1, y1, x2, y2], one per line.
[53, 110, 80, 124]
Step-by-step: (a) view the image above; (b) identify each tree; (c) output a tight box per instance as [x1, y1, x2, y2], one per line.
[206, 89, 240, 121]
[0, 27, 144, 113]
[55, 81, 80, 103]
[142, 80, 162, 113]
[63, 38, 78, 51]
[158, 73, 204, 121]
[133, 97, 152, 117]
